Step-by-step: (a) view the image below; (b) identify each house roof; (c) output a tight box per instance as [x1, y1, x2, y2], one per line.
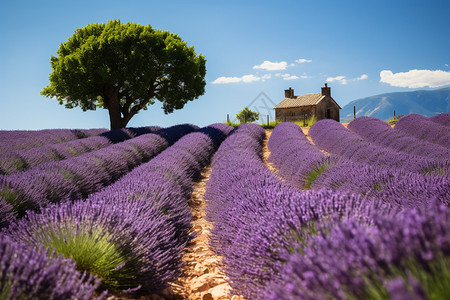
[274, 93, 324, 109]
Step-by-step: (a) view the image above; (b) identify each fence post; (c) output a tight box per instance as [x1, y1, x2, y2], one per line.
[304, 114, 306, 127]
[354, 106, 356, 119]
[394, 110, 396, 118]
[227, 114, 230, 123]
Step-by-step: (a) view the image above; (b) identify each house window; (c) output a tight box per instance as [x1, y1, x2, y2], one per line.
[326, 108, 331, 119]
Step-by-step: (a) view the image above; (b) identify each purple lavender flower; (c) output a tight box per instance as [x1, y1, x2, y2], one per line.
[264, 201, 449, 300]
[429, 112, 450, 127]
[395, 113, 450, 147]
[3, 123, 232, 295]
[309, 118, 449, 175]
[0, 125, 196, 227]
[0, 197, 15, 228]
[267, 122, 449, 207]
[204, 122, 397, 298]
[348, 116, 449, 161]
[0, 233, 103, 300]
[388, 276, 426, 300]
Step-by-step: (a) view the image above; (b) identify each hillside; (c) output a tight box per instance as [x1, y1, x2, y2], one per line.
[341, 87, 450, 122]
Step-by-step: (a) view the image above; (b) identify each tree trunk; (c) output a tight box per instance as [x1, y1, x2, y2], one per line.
[104, 86, 126, 130]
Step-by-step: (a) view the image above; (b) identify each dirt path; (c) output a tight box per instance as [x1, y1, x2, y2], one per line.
[169, 167, 244, 300]
[262, 130, 279, 175]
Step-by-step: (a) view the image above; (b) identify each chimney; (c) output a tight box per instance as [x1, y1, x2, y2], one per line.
[284, 87, 294, 98]
[321, 83, 331, 97]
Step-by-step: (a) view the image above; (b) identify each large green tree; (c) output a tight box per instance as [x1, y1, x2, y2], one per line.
[42, 20, 206, 129]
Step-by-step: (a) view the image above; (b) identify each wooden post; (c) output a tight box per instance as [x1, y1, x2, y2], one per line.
[394, 110, 396, 118]
[227, 114, 230, 123]
[304, 114, 306, 127]
[354, 106, 356, 119]
[267, 115, 269, 127]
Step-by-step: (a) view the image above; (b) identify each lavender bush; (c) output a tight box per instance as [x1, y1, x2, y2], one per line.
[267, 122, 449, 207]
[348, 116, 449, 161]
[0, 126, 161, 175]
[0, 124, 197, 227]
[265, 201, 449, 300]
[309, 118, 449, 175]
[429, 112, 450, 127]
[4, 124, 232, 294]
[0, 128, 107, 154]
[0, 233, 103, 300]
[394, 113, 450, 147]
[0, 197, 14, 228]
[205, 123, 393, 299]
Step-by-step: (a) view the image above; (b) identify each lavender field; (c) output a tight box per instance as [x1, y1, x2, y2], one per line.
[0, 113, 449, 300]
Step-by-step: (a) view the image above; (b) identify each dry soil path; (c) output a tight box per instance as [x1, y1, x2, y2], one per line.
[168, 167, 245, 300]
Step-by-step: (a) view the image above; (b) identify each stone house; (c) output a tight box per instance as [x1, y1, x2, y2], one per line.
[274, 84, 341, 122]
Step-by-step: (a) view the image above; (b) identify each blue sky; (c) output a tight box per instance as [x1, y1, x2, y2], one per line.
[0, 0, 449, 130]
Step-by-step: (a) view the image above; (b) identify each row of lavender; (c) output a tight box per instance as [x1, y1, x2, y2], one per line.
[268, 122, 448, 207]
[0, 126, 161, 175]
[0, 128, 108, 153]
[0, 123, 233, 299]
[347, 115, 449, 160]
[308, 117, 449, 175]
[205, 121, 449, 299]
[394, 113, 450, 147]
[0, 124, 197, 227]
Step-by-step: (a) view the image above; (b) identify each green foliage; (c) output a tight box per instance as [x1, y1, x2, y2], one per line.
[224, 121, 240, 127]
[387, 114, 404, 125]
[293, 115, 317, 127]
[37, 223, 136, 291]
[304, 163, 329, 189]
[0, 186, 30, 217]
[236, 107, 259, 124]
[41, 20, 206, 129]
[261, 120, 281, 129]
[347, 254, 450, 300]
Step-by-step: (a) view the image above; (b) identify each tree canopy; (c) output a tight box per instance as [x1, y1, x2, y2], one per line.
[236, 107, 259, 124]
[41, 20, 206, 129]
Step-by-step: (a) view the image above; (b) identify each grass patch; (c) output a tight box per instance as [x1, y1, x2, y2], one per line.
[387, 114, 404, 125]
[224, 121, 240, 127]
[261, 120, 282, 129]
[304, 163, 329, 189]
[37, 223, 137, 291]
[346, 254, 450, 300]
[293, 115, 317, 128]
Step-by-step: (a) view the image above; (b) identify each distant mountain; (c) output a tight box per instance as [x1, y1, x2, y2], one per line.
[341, 87, 450, 122]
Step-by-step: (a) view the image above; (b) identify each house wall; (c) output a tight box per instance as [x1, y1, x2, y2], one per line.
[314, 96, 340, 122]
[275, 106, 315, 122]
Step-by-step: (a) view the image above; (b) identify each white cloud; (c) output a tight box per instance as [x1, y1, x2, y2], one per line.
[295, 58, 312, 64]
[211, 74, 268, 84]
[261, 74, 272, 81]
[380, 69, 450, 88]
[301, 75, 311, 79]
[326, 74, 368, 84]
[253, 60, 287, 71]
[326, 75, 348, 84]
[283, 75, 299, 80]
[275, 73, 299, 80]
[357, 74, 368, 80]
